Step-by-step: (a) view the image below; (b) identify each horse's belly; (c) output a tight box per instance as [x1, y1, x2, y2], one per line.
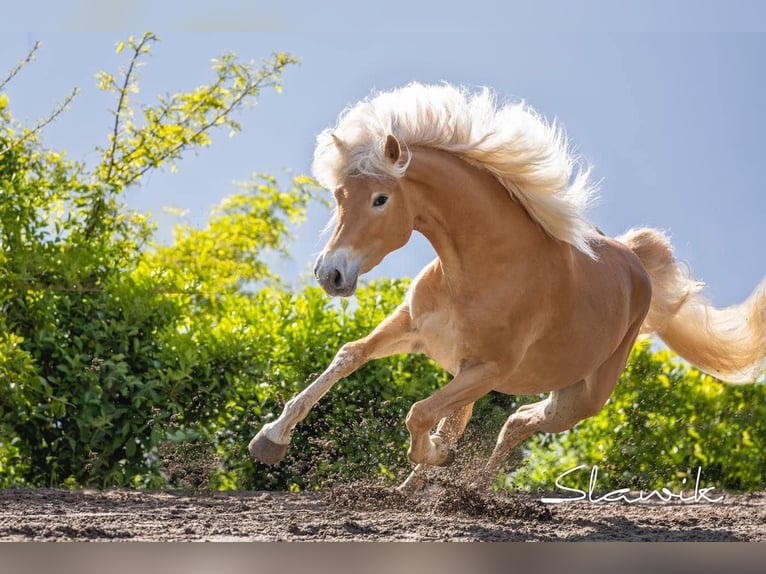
[493, 328, 621, 395]
[494, 360, 584, 395]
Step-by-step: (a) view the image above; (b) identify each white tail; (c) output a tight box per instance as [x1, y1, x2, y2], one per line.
[619, 227, 766, 384]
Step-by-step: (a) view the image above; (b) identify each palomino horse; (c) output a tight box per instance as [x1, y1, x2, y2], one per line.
[249, 83, 766, 493]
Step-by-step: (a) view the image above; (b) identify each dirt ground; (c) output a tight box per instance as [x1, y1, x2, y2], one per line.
[0, 483, 763, 541]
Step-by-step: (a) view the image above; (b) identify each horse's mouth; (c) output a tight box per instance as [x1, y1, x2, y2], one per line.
[314, 248, 362, 297]
[320, 275, 358, 298]
[317, 272, 359, 297]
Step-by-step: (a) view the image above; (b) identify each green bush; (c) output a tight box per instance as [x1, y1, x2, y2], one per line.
[512, 341, 766, 493]
[0, 34, 304, 488]
[0, 279, 186, 487]
[0, 325, 38, 486]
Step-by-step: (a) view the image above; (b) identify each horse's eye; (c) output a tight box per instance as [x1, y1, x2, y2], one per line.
[372, 195, 388, 208]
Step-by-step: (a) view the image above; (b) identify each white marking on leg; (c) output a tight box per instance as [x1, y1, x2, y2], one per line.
[260, 347, 359, 445]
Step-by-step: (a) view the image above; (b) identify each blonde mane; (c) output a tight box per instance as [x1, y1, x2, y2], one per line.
[312, 82, 600, 258]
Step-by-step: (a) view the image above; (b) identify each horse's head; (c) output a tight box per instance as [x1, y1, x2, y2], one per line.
[314, 135, 413, 297]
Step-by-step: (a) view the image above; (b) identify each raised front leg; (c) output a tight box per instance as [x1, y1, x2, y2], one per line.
[249, 305, 415, 465]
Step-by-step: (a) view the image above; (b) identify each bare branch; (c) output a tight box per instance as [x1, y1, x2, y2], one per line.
[85, 33, 157, 240]
[120, 55, 293, 188]
[0, 40, 41, 93]
[0, 87, 80, 158]
[0, 40, 80, 159]
[103, 33, 157, 187]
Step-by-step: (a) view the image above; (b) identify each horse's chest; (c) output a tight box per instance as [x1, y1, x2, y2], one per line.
[412, 308, 463, 374]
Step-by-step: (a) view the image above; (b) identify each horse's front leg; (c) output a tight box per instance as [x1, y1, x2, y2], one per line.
[405, 362, 499, 467]
[397, 402, 474, 496]
[248, 305, 415, 465]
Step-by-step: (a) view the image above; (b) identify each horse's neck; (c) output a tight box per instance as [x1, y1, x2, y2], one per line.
[405, 148, 555, 280]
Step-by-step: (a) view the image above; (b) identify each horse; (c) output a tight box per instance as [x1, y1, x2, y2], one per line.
[248, 82, 766, 494]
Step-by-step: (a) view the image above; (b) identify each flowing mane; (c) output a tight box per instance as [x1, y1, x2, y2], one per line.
[312, 82, 600, 258]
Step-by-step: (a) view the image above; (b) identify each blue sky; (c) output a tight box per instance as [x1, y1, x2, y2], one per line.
[2, 1, 765, 308]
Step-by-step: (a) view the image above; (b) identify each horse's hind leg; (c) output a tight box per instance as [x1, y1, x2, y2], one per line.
[481, 323, 642, 487]
[480, 379, 612, 488]
[397, 403, 474, 496]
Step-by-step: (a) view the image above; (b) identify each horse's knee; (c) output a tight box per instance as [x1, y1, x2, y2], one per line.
[334, 341, 365, 368]
[405, 400, 437, 436]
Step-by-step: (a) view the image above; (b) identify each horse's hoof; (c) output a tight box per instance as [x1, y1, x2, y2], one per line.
[430, 435, 456, 468]
[434, 448, 456, 467]
[397, 466, 426, 497]
[248, 432, 289, 465]
[396, 479, 422, 498]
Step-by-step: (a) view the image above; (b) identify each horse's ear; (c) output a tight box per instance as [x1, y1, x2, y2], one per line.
[384, 134, 401, 163]
[331, 133, 346, 150]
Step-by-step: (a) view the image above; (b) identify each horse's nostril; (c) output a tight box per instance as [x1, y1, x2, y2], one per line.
[332, 268, 343, 289]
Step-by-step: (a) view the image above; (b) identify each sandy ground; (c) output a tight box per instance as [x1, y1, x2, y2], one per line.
[0, 483, 763, 542]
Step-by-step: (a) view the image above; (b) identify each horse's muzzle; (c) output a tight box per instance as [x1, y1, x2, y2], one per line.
[314, 248, 361, 297]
